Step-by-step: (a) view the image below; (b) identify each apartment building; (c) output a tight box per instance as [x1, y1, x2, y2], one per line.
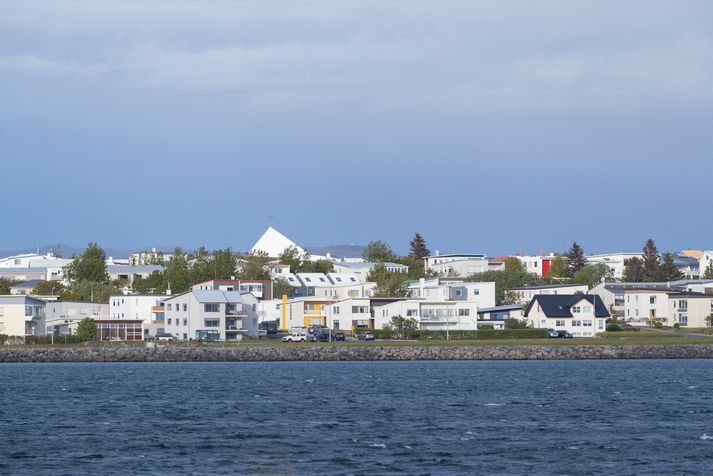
[192, 279, 274, 300]
[667, 293, 713, 327]
[109, 294, 167, 338]
[332, 261, 408, 280]
[325, 297, 407, 331]
[163, 290, 259, 341]
[408, 278, 496, 308]
[273, 272, 375, 300]
[424, 253, 489, 277]
[0, 296, 45, 336]
[623, 288, 677, 326]
[524, 294, 609, 337]
[585, 253, 642, 280]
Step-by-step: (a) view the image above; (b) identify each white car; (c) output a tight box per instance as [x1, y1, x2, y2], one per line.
[282, 332, 307, 342]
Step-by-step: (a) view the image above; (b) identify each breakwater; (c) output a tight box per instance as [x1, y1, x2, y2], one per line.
[2, 344, 713, 362]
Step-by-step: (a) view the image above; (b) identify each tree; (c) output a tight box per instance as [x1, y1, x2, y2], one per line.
[623, 257, 645, 282]
[76, 318, 97, 341]
[703, 262, 713, 280]
[303, 259, 334, 274]
[31, 281, 66, 296]
[504, 257, 524, 272]
[548, 253, 569, 279]
[466, 269, 544, 304]
[659, 252, 684, 282]
[408, 233, 430, 260]
[236, 251, 271, 280]
[367, 263, 409, 297]
[642, 239, 661, 282]
[64, 243, 109, 284]
[132, 271, 166, 294]
[161, 247, 192, 293]
[278, 246, 306, 273]
[273, 278, 292, 299]
[382, 315, 419, 338]
[572, 264, 614, 288]
[706, 314, 713, 327]
[504, 317, 528, 329]
[362, 240, 397, 263]
[565, 242, 586, 276]
[0, 278, 15, 295]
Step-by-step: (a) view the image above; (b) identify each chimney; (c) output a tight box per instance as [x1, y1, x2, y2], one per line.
[435, 250, 441, 256]
[166, 283, 172, 296]
[540, 250, 545, 257]
[518, 251, 525, 257]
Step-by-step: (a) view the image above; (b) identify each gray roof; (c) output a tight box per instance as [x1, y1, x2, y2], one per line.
[108, 265, 164, 273]
[336, 262, 407, 269]
[9, 279, 46, 288]
[0, 268, 48, 273]
[0, 296, 46, 305]
[478, 304, 524, 313]
[524, 295, 609, 318]
[511, 284, 586, 291]
[165, 290, 246, 303]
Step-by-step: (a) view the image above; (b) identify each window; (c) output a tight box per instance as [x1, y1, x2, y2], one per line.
[650, 296, 656, 305]
[678, 300, 688, 310]
[167, 304, 172, 311]
[572, 320, 581, 327]
[333, 306, 340, 314]
[555, 320, 565, 327]
[305, 304, 316, 311]
[183, 304, 188, 311]
[305, 277, 311, 282]
[406, 309, 418, 317]
[335, 277, 342, 282]
[678, 313, 688, 325]
[582, 306, 592, 313]
[350, 278, 356, 282]
[458, 309, 470, 316]
[455, 290, 462, 296]
[583, 320, 593, 327]
[319, 277, 325, 282]
[183, 318, 187, 326]
[167, 318, 172, 325]
[571, 306, 581, 313]
[473, 289, 480, 296]
[204, 303, 220, 312]
[352, 306, 368, 314]
[204, 319, 220, 327]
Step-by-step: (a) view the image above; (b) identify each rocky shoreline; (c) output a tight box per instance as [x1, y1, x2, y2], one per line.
[1, 344, 713, 362]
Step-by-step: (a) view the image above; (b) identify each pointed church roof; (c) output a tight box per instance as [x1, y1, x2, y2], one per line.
[250, 227, 305, 257]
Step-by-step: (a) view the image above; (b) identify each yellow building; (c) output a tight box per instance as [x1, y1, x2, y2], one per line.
[281, 297, 336, 330]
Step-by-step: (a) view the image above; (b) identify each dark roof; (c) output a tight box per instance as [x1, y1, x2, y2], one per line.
[478, 304, 524, 313]
[524, 294, 609, 318]
[9, 279, 46, 288]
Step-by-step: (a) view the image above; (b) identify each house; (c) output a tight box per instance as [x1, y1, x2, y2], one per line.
[108, 265, 164, 285]
[275, 296, 335, 330]
[271, 272, 376, 299]
[332, 261, 408, 279]
[129, 247, 173, 265]
[0, 296, 45, 336]
[673, 253, 700, 279]
[163, 290, 259, 341]
[192, 279, 274, 301]
[667, 293, 713, 327]
[477, 304, 525, 330]
[424, 252, 489, 277]
[699, 251, 713, 278]
[9, 279, 46, 295]
[0, 268, 56, 283]
[514, 252, 556, 278]
[373, 298, 481, 331]
[43, 300, 110, 336]
[524, 294, 609, 337]
[511, 284, 589, 305]
[589, 282, 675, 316]
[0, 253, 71, 282]
[326, 297, 407, 331]
[408, 278, 496, 308]
[109, 294, 168, 339]
[622, 288, 676, 326]
[585, 252, 642, 280]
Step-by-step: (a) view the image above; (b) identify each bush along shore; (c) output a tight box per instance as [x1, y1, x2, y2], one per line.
[2, 343, 713, 362]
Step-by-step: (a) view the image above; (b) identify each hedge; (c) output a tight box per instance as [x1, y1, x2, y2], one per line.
[370, 328, 548, 340]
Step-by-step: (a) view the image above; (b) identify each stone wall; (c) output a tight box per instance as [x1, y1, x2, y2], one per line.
[1, 344, 713, 362]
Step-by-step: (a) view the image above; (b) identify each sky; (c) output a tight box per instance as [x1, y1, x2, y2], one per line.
[1, 1, 712, 256]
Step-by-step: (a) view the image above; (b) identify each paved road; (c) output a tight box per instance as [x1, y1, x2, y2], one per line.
[642, 328, 713, 339]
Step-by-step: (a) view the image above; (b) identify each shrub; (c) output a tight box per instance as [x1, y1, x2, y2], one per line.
[606, 324, 622, 332]
[653, 322, 663, 329]
[673, 323, 680, 330]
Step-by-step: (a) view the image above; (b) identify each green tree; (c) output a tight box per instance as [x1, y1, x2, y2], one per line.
[504, 257, 524, 272]
[659, 252, 684, 282]
[565, 242, 586, 276]
[0, 278, 15, 295]
[548, 253, 569, 279]
[362, 240, 397, 263]
[31, 281, 66, 296]
[303, 259, 334, 274]
[504, 317, 528, 329]
[408, 233, 430, 260]
[132, 270, 166, 294]
[209, 248, 238, 279]
[273, 278, 292, 299]
[572, 264, 614, 288]
[704, 262, 713, 280]
[278, 246, 306, 272]
[382, 315, 419, 338]
[399, 255, 426, 280]
[73, 280, 114, 302]
[367, 263, 409, 297]
[64, 243, 110, 284]
[466, 270, 544, 304]
[623, 257, 645, 282]
[237, 251, 271, 280]
[642, 239, 661, 282]
[76, 317, 97, 341]
[162, 247, 192, 293]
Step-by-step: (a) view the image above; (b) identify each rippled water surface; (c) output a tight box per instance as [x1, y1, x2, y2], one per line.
[1, 360, 712, 475]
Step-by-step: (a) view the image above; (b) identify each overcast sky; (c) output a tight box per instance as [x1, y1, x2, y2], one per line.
[1, 1, 712, 255]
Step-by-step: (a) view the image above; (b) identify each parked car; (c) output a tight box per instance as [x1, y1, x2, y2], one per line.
[557, 330, 573, 338]
[333, 332, 346, 341]
[358, 331, 375, 341]
[155, 333, 175, 342]
[282, 332, 307, 342]
[546, 329, 560, 338]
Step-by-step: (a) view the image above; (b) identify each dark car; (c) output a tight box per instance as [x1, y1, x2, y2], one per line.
[547, 328, 560, 338]
[333, 332, 346, 341]
[557, 330, 573, 338]
[314, 333, 330, 342]
[358, 331, 375, 341]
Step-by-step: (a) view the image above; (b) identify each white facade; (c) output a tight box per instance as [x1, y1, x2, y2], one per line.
[44, 301, 110, 335]
[409, 278, 496, 308]
[424, 253, 489, 277]
[623, 288, 673, 326]
[0, 296, 45, 336]
[668, 294, 713, 328]
[109, 294, 166, 337]
[163, 290, 259, 340]
[525, 295, 608, 337]
[699, 252, 713, 278]
[585, 253, 642, 280]
[511, 284, 589, 305]
[332, 262, 408, 279]
[374, 299, 481, 331]
[250, 226, 305, 258]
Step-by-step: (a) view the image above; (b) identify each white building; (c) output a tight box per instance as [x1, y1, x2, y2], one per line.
[0, 296, 45, 336]
[271, 272, 376, 300]
[0, 252, 72, 282]
[332, 262, 408, 279]
[250, 226, 306, 258]
[163, 290, 259, 341]
[424, 253, 489, 277]
[476, 304, 525, 330]
[585, 253, 642, 280]
[109, 294, 167, 338]
[409, 278, 496, 308]
[511, 284, 590, 305]
[192, 279, 274, 300]
[699, 251, 713, 278]
[130, 247, 173, 265]
[524, 294, 609, 337]
[43, 300, 110, 335]
[667, 293, 713, 328]
[108, 265, 164, 285]
[373, 298, 481, 331]
[622, 287, 676, 326]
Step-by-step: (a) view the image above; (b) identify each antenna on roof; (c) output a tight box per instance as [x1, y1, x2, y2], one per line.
[267, 215, 274, 227]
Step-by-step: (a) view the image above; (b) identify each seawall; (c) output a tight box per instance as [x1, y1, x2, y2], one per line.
[2, 344, 713, 362]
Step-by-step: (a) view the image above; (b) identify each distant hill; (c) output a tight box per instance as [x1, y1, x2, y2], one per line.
[0, 244, 177, 260]
[304, 244, 366, 259]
